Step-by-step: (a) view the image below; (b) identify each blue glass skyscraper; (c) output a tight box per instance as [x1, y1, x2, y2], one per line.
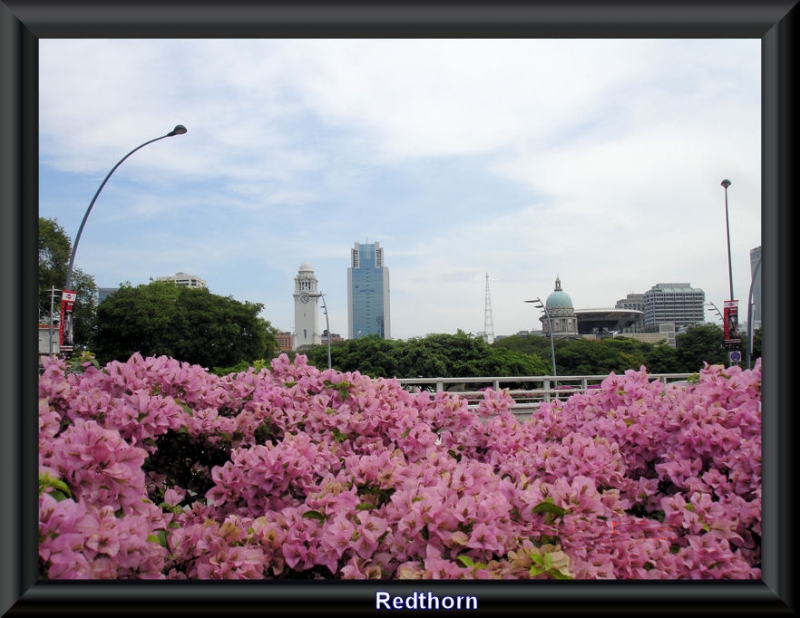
[347, 242, 391, 339]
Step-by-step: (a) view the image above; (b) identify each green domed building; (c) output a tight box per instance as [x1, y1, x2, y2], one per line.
[542, 276, 579, 338]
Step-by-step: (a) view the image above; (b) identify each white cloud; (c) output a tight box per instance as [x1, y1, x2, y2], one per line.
[39, 38, 761, 341]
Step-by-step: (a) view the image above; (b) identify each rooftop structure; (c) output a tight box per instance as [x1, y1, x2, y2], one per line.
[156, 271, 207, 288]
[574, 308, 645, 336]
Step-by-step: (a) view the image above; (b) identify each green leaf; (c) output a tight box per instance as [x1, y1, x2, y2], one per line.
[146, 530, 168, 547]
[302, 510, 326, 522]
[39, 472, 72, 499]
[531, 498, 568, 516]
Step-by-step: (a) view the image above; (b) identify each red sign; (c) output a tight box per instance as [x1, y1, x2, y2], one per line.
[723, 300, 739, 342]
[59, 290, 76, 352]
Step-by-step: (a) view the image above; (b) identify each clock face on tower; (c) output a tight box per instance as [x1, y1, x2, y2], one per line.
[300, 293, 311, 304]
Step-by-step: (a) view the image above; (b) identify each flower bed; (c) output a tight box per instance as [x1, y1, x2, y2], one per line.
[38, 353, 761, 579]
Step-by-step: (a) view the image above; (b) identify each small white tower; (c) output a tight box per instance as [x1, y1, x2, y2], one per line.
[293, 262, 321, 350]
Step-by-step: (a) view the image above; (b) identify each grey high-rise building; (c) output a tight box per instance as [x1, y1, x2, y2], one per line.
[643, 283, 705, 328]
[615, 293, 646, 332]
[347, 242, 390, 339]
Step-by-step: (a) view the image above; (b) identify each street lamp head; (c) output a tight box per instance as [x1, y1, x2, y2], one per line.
[168, 125, 188, 136]
[721, 179, 731, 189]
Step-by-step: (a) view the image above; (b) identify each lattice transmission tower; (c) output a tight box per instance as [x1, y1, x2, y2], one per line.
[483, 273, 495, 344]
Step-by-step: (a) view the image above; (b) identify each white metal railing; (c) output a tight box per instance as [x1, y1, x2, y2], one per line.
[396, 373, 694, 420]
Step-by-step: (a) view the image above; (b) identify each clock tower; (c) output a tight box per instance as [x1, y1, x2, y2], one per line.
[293, 262, 321, 350]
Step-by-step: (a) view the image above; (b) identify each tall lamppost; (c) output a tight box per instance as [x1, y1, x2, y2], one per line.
[61, 125, 187, 352]
[721, 179, 734, 304]
[720, 179, 741, 366]
[303, 292, 332, 369]
[526, 297, 557, 380]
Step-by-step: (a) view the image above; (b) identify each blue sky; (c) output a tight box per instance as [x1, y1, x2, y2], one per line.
[39, 39, 761, 341]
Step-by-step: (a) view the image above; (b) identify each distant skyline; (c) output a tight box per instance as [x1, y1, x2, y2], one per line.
[39, 39, 761, 340]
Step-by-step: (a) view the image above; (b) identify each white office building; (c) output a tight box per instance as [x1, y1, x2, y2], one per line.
[156, 271, 207, 288]
[643, 283, 705, 328]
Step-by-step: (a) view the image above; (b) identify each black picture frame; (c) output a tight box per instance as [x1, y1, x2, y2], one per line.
[2, 1, 795, 614]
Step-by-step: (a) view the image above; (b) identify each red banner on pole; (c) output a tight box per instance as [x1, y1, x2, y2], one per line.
[723, 300, 739, 342]
[59, 290, 76, 352]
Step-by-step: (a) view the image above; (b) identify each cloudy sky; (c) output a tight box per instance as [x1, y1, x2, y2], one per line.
[39, 39, 761, 341]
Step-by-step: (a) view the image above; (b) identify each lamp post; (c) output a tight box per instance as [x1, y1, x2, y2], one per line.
[65, 125, 188, 291]
[706, 301, 723, 324]
[38, 286, 60, 358]
[61, 125, 187, 351]
[307, 292, 332, 369]
[721, 179, 735, 303]
[526, 297, 557, 380]
[720, 179, 740, 366]
[47, 286, 58, 357]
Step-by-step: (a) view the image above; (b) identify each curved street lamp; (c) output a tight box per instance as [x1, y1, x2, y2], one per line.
[526, 297, 557, 381]
[61, 125, 187, 351]
[308, 292, 332, 369]
[720, 179, 741, 366]
[721, 179, 735, 304]
[64, 125, 188, 291]
[706, 301, 723, 324]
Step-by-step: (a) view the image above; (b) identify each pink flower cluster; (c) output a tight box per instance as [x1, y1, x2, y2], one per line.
[38, 352, 761, 580]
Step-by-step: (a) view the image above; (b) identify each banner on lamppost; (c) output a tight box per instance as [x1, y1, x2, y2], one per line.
[59, 290, 77, 353]
[723, 300, 740, 346]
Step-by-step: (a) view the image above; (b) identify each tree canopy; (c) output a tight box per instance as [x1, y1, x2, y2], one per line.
[38, 217, 97, 349]
[303, 331, 550, 379]
[675, 323, 728, 372]
[93, 280, 279, 368]
[492, 326, 750, 376]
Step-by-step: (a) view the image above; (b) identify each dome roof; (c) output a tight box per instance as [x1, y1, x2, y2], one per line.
[545, 276, 573, 309]
[299, 262, 314, 272]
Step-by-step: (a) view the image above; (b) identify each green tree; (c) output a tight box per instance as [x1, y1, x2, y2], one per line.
[495, 332, 685, 376]
[305, 331, 549, 379]
[675, 323, 728, 371]
[601, 337, 651, 372]
[750, 327, 762, 366]
[643, 342, 683, 373]
[739, 327, 762, 369]
[38, 217, 97, 350]
[93, 280, 279, 367]
[555, 338, 618, 376]
[492, 333, 553, 358]
[306, 334, 402, 378]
